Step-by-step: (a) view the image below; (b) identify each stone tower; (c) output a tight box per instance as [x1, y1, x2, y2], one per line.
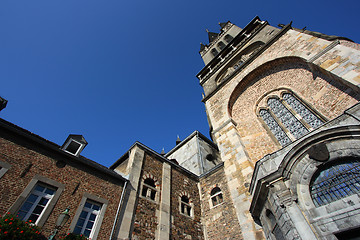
[197, 16, 360, 239]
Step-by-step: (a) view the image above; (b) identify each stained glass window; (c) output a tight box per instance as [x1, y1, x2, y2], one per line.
[259, 109, 291, 146]
[268, 98, 309, 139]
[310, 160, 360, 207]
[259, 92, 325, 146]
[283, 93, 324, 129]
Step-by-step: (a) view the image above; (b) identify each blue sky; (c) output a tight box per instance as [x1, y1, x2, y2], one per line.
[1, 0, 359, 167]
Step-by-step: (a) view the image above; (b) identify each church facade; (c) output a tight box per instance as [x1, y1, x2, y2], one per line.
[0, 16, 360, 240]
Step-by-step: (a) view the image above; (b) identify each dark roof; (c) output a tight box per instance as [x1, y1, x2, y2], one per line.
[200, 43, 206, 52]
[208, 31, 219, 43]
[219, 22, 227, 29]
[0, 118, 127, 182]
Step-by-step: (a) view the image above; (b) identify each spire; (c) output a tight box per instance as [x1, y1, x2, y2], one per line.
[219, 22, 227, 29]
[206, 29, 219, 43]
[160, 148, 165, 156]
[176, 135, 181, 145]
[200, 42, 206, 52]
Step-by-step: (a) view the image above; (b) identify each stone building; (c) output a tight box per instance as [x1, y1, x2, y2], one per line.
[1, 16, 360, 240]
[197, 16, 360, 240]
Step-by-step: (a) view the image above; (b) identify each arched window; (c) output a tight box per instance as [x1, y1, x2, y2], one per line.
[217, 41, 226, 51]
[180, 195, 192, 217]
[259, 92, 325, 146]
[141, 178, 157, 201]
[211, 48, 219, 57]
[224, 34, 233, 43]
[210, 187, 223, 207]
[310, 159, 360, 207]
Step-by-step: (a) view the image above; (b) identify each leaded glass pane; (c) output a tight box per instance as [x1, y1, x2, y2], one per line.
[283, 93, 324, 129]
[310, 160, 360, 207]
[259, 109, 291, 146]
[268, 98, 309, 139]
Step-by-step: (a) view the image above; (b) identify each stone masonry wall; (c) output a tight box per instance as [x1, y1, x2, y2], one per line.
[171, 169, 203, 240]
[0, 133, 123, 240]
[202, 29, 360, 240]
[132, 153, 163, 240]
[199, 166, 244, 240]
[230, 58, 359, 164]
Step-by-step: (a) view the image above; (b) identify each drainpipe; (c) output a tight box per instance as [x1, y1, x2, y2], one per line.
[109, 180, 128, 240]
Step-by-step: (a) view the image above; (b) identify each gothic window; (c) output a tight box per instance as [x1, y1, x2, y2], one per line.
[211, 48, 218, 57]
[180, 195, 192, 217]
[310, 159, 360, 207]
[259, 92, 325, 146]
[141, 178, 157, 201]
[217, 41, 226, 51]
[224, 34, 233, 43]
[210, 187, 223, 207]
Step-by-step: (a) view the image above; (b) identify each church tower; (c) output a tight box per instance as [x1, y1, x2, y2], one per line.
[197, 16, 360, 239]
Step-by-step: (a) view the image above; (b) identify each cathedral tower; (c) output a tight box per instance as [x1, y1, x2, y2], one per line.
[197, 16, 360, 239]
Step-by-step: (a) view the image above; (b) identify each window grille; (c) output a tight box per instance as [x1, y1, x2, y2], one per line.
[310, 160, 360, 207]
[259, 92, 324, 146]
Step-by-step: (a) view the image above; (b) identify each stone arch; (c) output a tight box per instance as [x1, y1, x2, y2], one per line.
[277, 125, 360, 208]
[226, 56, 359, 162]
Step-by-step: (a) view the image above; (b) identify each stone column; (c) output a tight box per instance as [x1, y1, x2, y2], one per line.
[116, 146, 145, 240]
[156, 162, 171, 240]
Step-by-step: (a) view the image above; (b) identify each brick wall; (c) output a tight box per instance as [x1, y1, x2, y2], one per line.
[230, 58, 359, 164]
[132, 153, 162, 239]
[171, 169, 203, 240]
[0, 132, 123, 240]
[200, 166, 244, 240]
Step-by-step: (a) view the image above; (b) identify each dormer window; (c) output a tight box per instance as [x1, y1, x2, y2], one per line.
[61, 134, 88, 157]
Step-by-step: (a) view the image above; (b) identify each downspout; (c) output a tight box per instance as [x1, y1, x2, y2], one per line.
[109, 180, 128, 240]
[196, 132, 205, 174]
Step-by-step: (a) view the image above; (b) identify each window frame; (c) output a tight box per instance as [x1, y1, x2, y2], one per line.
[179, 195, 193, 218]
[139, 175, 159, 203]
[257, 90, 326, 147]
[0, 160, 11, 179]
[63, 139, 83, 156]
[69, 193, 108, 240]
[210, 187, 224, 208]
[8, 175, 64, 227]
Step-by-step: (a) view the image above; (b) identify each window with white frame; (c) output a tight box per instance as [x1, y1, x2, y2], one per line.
[141, 178, 157, 201]
[259, 92, 325, 147]
[17, 183, 56, 224]
[0, 161, 11, 179]
[210, 187, 223, 207]
[180, 195, 192, 217]
[73, 200, 102, 238]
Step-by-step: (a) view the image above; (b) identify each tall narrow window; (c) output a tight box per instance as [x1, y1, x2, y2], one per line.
[224, 34, 233, 43]
[73, 200, 102, 238]
[259, 92, 325, 146]
[310, 159, 360, 207]
[180, 196, 192, 217]
[141, 178, 157, 201]
[218, 41, 226, 51]
[211, 48, 219, 57]
[17, 183, 56, 224]
[210, 187, 223, 207]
